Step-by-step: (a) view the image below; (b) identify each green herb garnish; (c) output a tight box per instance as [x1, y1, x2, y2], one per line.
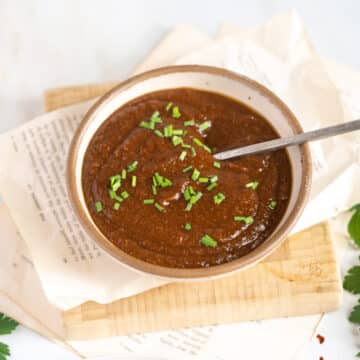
[234, 216, 254, 225]
[200, 234, 218, 248]
[206, 182, 218, 191]
[110, 175, 121, 191]
[191, 168, 200, 181]
[152, 184, 157, 195]
[192, 137, 211, 153]
[127, 161, 138, 172]
[165, 102, 173, 111]
[213, 161, 221, 169]
[0, 342, 10, 360]
[199, 120, 211, 132]
[179, 151, 187, 161]
[173, 129, 184, 135]
[214, 192, 225, 205]
[348, 204, 360, 246]
[164, 124, 174, 137]
[0, 313, 19, 335]
[184, 223, 192, 231]
[246, 181, 259, 190]
[198, 177, 209, 183]
[209, 175, 218, 183]
[121, 169, 127, 180]
[131, 175, 137, 187]
[172, 106, 181, 118]
[95, 201, 103, 212]
[109, 189, 123, 202]
[185, 202, 193, 211]
[184, 119, 195, 126]
[154, 129, 164, 138]
[154, 202, 164, 212]
[153, 172, 172, 188]
[181, 143, 191, 149]
[191, 147, 197, 156]
[172, 135, 182, 146]
[268, 200, 277, 210]
[182, 165, 193, 173]
[143, 199, 155, 205]
[121, 191, 129, 199]
[150, 111, 162, 123]
[113, 202, 120, 210]
[139, 120, 155, 130]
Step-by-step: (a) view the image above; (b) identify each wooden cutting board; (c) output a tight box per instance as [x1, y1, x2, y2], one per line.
[44, 84, 342, 341]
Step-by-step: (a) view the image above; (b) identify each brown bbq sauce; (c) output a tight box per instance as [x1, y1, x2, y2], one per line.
[82, 88, 292, 268]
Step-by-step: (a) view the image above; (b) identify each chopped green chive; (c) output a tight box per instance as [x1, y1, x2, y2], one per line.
[203, 144, 212, 153]
[184, 223, 192, 231]
[192, 138, 211, 153]
[110, 175, 121, 191]
[184, 119, 195, 126]
[173, 129, 184, 135]
[152, 184, 157, 195]
[153, 172, 172, 188]
[131, 175, 137, 187]
[165, 102, 173, 111]
[113, 202, 120, 210]
[172, 106, 181, 118]
[191, 168, 200, 181]
[154, 129, 164, 138]
[199, 120, 211, 132]
[182, 165, 193, 173]
[181, 143, 191, 149]
[109, 189, 123, 202]
[269, 200, 277, 210]
[172, 135, 182, 146]
[139, 120, 155, 130]
[184, 185, 195, 201]
[193, 138, 203, 147]
[127, 161, 138, 172]
[185, 202, 193, 211]
[214, 192, 225, 205]
[191, 147, 197, 156]
[190, 191, 202, 204]
[121, 169, 127, 180]
[209, 175, 218, 183]
[144, 198, 155, 205]
[234, 216, 254, 225]
[95, 201, 103, 212]
[246, 181, 259, 190]
[198, 177, 209, 183]
[154, 202, 164, 212]
[150, 111, 162, 123]
[200, 234, 218, 248]
[121, 191, 129, 199]
[213, 161, 221, 169]
[164, 124, 173, 137]
[206, 182, 218, 191]
[179, 151, 187, 161]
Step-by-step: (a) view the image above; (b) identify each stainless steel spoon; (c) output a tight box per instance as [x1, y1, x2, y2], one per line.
[214, 119, 360, 160]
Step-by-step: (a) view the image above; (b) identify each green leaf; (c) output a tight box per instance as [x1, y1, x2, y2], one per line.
[349, 304, 360, 325]
[356, 352, 360, 358]
[350, 203, 360, 211]
[348, 206, 360, 247]
[0, 342, 10, 360]
[0, 313, 18, 335]
[343, 266, 360, 294]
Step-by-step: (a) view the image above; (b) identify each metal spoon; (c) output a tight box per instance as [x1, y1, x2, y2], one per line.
[214, 119, 360, 160]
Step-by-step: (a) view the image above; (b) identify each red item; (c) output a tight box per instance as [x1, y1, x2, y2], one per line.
[316, 334, 325, 344]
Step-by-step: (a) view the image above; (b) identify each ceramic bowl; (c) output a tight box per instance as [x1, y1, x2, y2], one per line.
[67, 65, 312, 279]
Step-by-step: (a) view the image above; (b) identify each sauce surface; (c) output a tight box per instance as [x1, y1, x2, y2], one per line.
[82, 88, 292, 268]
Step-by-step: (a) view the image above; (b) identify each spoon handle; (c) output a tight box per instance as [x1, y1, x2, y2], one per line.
[214, 119, 360, 160]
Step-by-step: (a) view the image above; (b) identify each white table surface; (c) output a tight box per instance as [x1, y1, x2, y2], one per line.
[1, 1, 359, 359]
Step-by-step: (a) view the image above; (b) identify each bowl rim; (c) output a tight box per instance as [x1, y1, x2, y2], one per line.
[67, 64, 312, 279]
